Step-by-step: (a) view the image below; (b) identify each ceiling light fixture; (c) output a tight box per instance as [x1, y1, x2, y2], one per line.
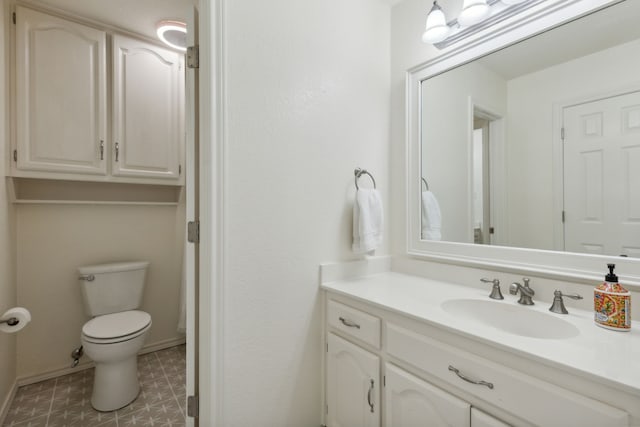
[422, 0, 537, 49]
[156, 20, 187, 52]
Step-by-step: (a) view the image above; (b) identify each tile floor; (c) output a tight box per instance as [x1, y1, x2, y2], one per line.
[3, 345, 186, 427]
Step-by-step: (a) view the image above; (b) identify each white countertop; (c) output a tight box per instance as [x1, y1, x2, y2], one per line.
[321, 272, 640, 396]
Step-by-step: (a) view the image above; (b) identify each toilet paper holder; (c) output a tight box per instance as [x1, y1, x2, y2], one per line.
[0, 317, 20, 326]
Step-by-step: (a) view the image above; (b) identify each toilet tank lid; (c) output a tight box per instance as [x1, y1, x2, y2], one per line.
[78, 261, 150, 275]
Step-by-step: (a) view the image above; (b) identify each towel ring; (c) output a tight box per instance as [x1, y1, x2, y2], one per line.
[354, 168, 376, 190]
[421, 177, 429, 191]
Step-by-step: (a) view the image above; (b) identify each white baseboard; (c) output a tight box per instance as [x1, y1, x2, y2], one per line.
[16, 336, 187, 387]
[0, 380, 17, 426]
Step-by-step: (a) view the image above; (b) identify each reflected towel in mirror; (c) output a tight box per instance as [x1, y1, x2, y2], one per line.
[422, 191, 441, 240]
[352, 189, 383, 254]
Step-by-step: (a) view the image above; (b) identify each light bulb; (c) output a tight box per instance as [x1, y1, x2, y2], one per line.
[422, 1, 451, 44]
[156, 20, 187, 51]
[458, 0, 490, 27]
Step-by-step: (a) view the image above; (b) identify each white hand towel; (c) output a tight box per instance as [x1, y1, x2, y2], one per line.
[352, 189, 384, 254]
[421, 190, 442, 241]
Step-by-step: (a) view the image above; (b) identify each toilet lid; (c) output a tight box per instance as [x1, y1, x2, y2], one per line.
[82, 310, 151, 340]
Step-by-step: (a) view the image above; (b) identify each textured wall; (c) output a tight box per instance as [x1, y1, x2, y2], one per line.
[222, 0, 390, 424]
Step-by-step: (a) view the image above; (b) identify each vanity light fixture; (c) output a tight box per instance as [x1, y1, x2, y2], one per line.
[156, 20, 187, 52]
[422, 0, 539, 49]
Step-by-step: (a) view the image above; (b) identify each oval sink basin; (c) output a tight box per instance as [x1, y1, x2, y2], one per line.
[441, 299, 580, 339]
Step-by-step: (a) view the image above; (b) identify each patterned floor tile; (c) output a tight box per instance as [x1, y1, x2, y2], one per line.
[2, 345, 185, 427]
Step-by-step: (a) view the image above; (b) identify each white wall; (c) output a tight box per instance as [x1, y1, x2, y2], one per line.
[16, 204, 185, 378]
[222, 0, 390, 424]
[506, 38, 640, 249]
[0, 0, 17, 418]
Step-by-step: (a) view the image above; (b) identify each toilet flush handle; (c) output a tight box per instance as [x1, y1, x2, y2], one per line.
[79, 274, 95, 282]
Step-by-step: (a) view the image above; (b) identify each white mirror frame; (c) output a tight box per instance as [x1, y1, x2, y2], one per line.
[407, 0, 640, 288]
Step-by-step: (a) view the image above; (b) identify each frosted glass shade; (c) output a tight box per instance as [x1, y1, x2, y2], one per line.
[501, 0, 527, 4]
[422, 3, 451, 44]
[458, 0, 490, 26]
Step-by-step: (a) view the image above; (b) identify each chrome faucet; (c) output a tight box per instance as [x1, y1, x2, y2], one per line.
[549, 290, 583, 314]
[509, 278, 535, 305]
[480, 278, 504, 300]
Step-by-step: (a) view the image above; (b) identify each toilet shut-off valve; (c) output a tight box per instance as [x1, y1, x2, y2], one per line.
[480, 278, 504, 300]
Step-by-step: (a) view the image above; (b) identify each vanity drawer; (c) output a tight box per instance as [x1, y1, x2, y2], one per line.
[327, 300, 381, 348]
[387, 323, 628, 427]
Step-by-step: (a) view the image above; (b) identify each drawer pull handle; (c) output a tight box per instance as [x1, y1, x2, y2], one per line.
[448, 365, 494, 390]
[339, 317, 361, 329]
[367, 379, 374, 413]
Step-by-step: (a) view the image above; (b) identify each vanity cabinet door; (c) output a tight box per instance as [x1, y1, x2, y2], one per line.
[112, 35, 183, 180]
[327, 333, 380, 427]
[385, 363, 470, 427]
[15, 6, 107, 176]
[471, 408, 510, 427]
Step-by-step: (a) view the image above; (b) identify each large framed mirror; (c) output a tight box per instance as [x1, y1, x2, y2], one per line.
[407, 0, 640, 285]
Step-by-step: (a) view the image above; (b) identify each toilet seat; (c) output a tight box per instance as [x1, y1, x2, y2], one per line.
[82, 310, 151, 344]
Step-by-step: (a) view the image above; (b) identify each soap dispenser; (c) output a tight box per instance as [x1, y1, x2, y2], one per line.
[594, 264, 631, 331]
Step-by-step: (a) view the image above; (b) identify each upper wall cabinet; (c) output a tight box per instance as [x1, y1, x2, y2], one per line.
[12, 6, 184, 186]
[15, 6, 107, 176]
[112, 35, 183, 181]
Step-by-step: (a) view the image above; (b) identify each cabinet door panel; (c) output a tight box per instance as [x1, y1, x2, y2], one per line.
[15, 6, 106, 175]
[327, 333, 380, 427]
[385, 364, 470, 427]
[112, 35, 182, 179]
[471, 408, 510, 427]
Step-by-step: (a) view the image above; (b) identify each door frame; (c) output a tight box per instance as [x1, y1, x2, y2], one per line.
[552, 83, 640, 252]
[196, 0, 225, 425]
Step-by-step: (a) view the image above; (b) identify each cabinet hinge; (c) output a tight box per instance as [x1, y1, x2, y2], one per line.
[186, 45, 199, 69]
[325, 404, 328, 415]
[326, 342, 328, 353]
[187, 395, 199, 418]
[561, 127, 565, 140]
[187, 220, 200, 243]
[562, 210, 565, 223]
[13, 12, 16, 24]
[179, 164, 182, 175]
[383, 375, 386, 387]
[13, 150, 17, 162]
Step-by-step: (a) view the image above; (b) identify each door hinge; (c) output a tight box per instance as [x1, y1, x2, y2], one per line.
[187, 395, 199, 418]
[489, 226, 495, 235]
[187, 220, 200, 243]
[13, 12, 16, 24]
[186, 45, 199, 69]
[561, 127, 565, 140]
[562, 210, 565, 223]
[13, 150, 17, 162]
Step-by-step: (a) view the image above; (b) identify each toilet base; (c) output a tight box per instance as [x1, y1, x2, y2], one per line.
[91, 356, 140, 412]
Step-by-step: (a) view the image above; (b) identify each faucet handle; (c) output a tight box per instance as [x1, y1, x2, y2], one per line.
[480, 278, 504, 300]
[549, 290, 583, 314]
[522, 277, 531, 288]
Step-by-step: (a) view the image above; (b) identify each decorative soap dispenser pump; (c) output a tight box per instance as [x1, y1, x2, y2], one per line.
[594, 264, 631, 331]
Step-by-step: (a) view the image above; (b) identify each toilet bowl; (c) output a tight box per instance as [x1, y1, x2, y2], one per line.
[81, 310, 152, 411]
[78, 261, 151, 411]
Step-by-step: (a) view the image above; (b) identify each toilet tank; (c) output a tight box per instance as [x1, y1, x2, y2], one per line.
[78, 261, 150, 316]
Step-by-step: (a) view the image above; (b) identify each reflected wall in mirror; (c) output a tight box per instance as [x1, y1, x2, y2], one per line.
[420, 0, 640, 258]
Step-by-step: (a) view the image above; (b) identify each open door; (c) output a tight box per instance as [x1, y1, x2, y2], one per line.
[185, 5, 200, 426]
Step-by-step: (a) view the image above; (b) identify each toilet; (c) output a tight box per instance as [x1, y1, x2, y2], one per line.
[78, 261, 152, 412]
